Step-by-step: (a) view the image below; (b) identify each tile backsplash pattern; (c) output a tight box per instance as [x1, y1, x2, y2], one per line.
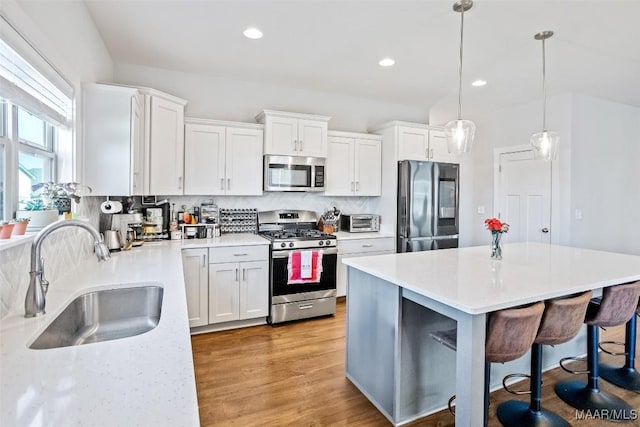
[0, 228, 94, 319]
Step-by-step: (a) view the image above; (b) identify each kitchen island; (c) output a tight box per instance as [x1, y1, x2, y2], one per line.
[343, 242, 640, 427]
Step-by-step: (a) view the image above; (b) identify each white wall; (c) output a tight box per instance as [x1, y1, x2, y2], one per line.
[114, 63, 429, 132]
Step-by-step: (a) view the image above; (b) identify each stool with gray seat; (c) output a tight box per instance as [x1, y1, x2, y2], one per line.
[599, 297, 640, 391]
[496, 290, 593, 427]
[555, 281, 640, 423]
[429, 301, 545, 426]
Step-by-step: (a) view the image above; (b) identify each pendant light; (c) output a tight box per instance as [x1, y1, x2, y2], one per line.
[531, 31, 559, 161]
[445, 0, 476, 155]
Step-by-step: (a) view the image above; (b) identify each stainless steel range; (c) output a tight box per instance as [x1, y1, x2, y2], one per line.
[258, 210, 337, 324]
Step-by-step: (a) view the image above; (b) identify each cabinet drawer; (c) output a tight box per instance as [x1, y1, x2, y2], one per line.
[209, 245, 268, 263]
[338, 237, 395, 255]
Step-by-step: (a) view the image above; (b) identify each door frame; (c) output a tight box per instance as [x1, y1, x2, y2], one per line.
[493, 144, 560, 244]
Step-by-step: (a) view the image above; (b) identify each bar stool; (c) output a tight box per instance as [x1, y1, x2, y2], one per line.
[555, 282, 640, 422]
[430, 301, 545, 426]
[599, 296, 640, 391]
[496, 290, 593, 427]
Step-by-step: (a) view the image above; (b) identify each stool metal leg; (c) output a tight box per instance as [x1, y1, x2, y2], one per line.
[497, 344, 569, 427]
[599, 314, 640, 391]
[555, 325, 635, 423]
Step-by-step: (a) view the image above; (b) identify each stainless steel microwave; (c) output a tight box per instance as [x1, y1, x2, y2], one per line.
[340, 214, 381, 233]
[264, 155, 325, 192]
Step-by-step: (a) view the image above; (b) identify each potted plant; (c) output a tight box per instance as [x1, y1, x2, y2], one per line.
[0, 221, 14, 239]
[16, 182, 91, 231]
[11, 218, 30, 235]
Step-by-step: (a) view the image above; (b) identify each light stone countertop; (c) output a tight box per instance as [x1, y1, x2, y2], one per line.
[343, 242, 640, 314]
[179, 233, 270, 248]
[333, 231, 395, 240]
[0, 242, 199, 427]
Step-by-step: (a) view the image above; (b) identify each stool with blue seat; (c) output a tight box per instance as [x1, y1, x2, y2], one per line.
[554, 281, 640, 423]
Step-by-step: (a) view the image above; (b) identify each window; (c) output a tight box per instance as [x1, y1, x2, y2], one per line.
[0, 23, 73, 220]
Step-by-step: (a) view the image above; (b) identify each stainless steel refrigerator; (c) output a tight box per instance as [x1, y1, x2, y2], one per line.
[397, 161, 459, 252]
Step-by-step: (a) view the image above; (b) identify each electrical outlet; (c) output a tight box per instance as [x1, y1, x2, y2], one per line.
[477, 206, 485, 214]
[575, 209, 583, 220]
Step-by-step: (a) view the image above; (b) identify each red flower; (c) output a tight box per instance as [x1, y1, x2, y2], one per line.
[484, 218, 509, 233]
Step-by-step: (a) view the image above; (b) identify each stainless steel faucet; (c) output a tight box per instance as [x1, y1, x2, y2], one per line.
[25, 219, 110, 317]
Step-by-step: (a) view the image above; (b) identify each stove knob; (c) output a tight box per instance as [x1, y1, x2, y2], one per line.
[319, 240, 324, 246]
[289, 242, 294, 248]
[280, 242, 286, 248]
[326, 240, 332, 246]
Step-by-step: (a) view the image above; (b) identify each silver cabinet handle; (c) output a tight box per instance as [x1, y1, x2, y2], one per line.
[430, 149, 434, 159]
[426, 148, 429, 159]
[541, 228, 549, 233]
[178, 176, 182, 189]
[220, 178, 224, 190]
[235, 268, 239, 282]
[227, 178, 231, 190]
[355, 181, 360, 191]
[233, 253, 248, 257]
[362, 244, 374, 248]
[293, 140, 297, 151]
[298, 304, 313, 310]
[242, 268, 246, 281]
[202, 254, 206, 268]
[299, 140, 303, 152]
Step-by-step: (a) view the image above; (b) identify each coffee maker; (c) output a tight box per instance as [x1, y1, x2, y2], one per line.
[143, 199, 170, 240]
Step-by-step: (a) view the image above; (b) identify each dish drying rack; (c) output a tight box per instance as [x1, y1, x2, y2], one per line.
[219, 209, 258, 234]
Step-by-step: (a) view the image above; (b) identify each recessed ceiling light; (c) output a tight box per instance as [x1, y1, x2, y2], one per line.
[379, 58, 395, 67]
[243, 27, 263, 40]
[471, 79, 487, 87]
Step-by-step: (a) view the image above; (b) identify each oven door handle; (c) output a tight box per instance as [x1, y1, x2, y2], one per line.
[272, 247, 338, 258]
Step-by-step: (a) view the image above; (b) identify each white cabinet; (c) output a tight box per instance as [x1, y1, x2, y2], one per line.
[184, 119, 263, 196]
[82, 84, 145, 196]
[256, 110, 330, 157]
[325, 131, 382, 196]
[208, 245, 269, 324]
[182, 248, 209, 328]
[337, 237, 395, 297]
[139, 88, 188, 195]
[396, 124, 457, 163]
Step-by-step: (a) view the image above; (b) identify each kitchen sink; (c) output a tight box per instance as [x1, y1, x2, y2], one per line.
[29, 284, 163, 350]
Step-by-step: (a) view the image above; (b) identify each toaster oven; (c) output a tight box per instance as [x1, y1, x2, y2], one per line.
[340, 214, 380, 233]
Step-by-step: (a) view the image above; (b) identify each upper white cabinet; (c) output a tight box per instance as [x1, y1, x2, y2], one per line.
[184, 118, 263, 196]
[82, 84, 145, 196]
[325, 131, 382, 196]
[256, 110, 330, 157]
[139, 89, 188, 195]
[393, 123, 457, 164]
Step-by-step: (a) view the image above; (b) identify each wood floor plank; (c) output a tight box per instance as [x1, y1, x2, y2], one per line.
[192, 301, 640, 426]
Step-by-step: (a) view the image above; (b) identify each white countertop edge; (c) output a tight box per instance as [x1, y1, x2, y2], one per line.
[334, 231, 395, 240]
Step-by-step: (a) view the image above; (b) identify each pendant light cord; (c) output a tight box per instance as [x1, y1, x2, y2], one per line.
[542, 37, 547, 131]
[457, 7, 465, 120]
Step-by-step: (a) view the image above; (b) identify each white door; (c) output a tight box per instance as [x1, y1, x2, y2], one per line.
[239, 260, 269, 320]
[497, 150, 551, 244]
[225, 127, 264, 196]
[298, 119, 327, 157]
[148, 96, 185, 194]
[184, 123, 226, 195]
[398, 127, 429, 160]
[209, 263, 240, 323]
[265, 115, 298, 155]
[325, 136, 354, 196]
[182, 249, 209, 328]
[354, 138, 381, 196]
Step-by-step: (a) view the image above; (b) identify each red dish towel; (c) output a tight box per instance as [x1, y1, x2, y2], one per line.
[288, 251, 323, 284]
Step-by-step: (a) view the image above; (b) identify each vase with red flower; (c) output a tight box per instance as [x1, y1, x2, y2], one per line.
[484, 218, 509, 260]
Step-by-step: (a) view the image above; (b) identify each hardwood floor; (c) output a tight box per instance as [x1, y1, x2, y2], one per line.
[192, 300, 640, 426]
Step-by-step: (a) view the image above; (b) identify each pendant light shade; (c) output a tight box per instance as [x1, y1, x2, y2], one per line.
[445, 0, 475, 155]
[531, 31, 559, 161]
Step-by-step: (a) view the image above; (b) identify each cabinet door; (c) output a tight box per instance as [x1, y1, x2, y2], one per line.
[226, 127, 264, 196]
[239, 260, 269, 320]
[397, 127, 429, 160]
[148, 96, 185, 195]
[298, 119, 328, 157]
[429, 129, 458, 164]
[264, 115, 298, 155]
[337, 250, 395, 297]
[184, 123, 226, 195]
[354, 138, 382, 196]
[209, 262, 240, 324]
[131, 95, 146, 195]
[325, 136, 355, 196]
[182, 249, 209, 328]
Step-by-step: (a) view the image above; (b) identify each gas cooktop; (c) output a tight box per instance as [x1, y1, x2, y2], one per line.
[258, 210, 337, 250]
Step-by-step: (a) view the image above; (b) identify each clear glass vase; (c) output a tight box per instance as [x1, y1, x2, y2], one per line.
[491, 232, 503, 260]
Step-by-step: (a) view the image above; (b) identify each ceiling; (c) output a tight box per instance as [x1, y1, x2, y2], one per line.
[82, 0, 640, 115]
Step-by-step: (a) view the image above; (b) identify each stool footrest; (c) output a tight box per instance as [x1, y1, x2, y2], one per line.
[559, 356, 589, 375]
[447, 395, 456, 416]
[598, 340, 627, 356]
[502, 373, 532, 395]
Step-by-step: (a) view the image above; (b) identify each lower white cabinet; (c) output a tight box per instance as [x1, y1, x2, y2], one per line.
[337, 237, 395, 297]
[181, 248, 209, 328]
[208, 246, 269, 324]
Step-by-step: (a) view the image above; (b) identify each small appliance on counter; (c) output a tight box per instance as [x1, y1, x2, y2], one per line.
[340, 214, 380, 233]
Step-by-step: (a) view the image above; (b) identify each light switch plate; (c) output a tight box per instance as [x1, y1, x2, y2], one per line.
[477, 206, 485, 214]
